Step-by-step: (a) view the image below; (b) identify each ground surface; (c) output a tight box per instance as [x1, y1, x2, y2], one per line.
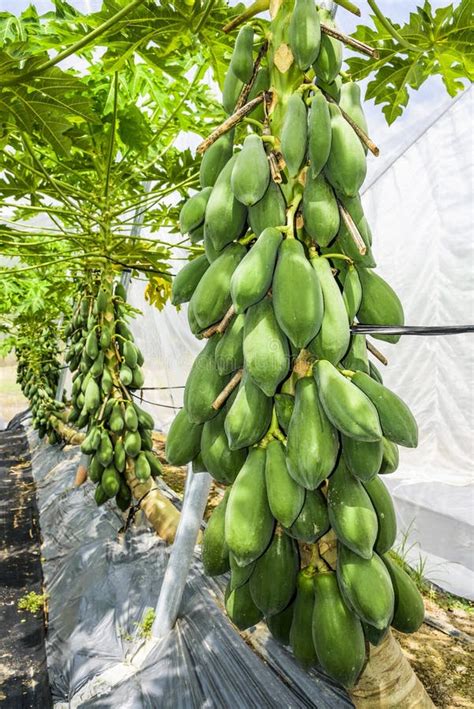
[0, 422, 52, 708]
[0, 355, 27, 429]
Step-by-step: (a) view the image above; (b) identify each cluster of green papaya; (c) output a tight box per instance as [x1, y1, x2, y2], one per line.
[16, 327, 65, 443]
[168, 0, 424, 689]
[65, 279, 161, 510]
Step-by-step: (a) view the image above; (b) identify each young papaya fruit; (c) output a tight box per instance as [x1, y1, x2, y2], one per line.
[337, 544, 395, 629]
[81, 425, 102, 455]
[144, 450, 162, 477]
[199, 131, 234, 189]
[135, 451, 151, 482]
[229, 25, 254, 83]
[288, 0, 321, 69]
[356, 268, 404, 343]
[382, 555, 425, 634]
[312, 571, 366, 688]
[281, 94, 308, 178]
[85, 330, 99, 360]
[308, 89, 332, 177]
[96, 289, 109, 313]
[369, 360, 383, 384]
[342, 265, 362, 322]
[309, 256, 350, 365]
[363, 621, 389, 647]
[119, 364, 133, 386]
[190, 243, 246, 329]
[88, 454, 103, 483]
[202, 490, 231, 576]
[204, 155, 248, 252]
[316, 74, 342, 102]
[222, 67, 244, 115]
[248, 180, 286, 236]
[243, 297, 290, 397]
[94, 484, 108, 506]
[109, 403, 125, 433]
[340, 81, 368, 145]
[325, 103, 367, 198]
[379, 437, 399, 474]
[286, 489, 330, 543]
[342, 434, 383, 482]
[312, 9, 343, 83]
[90, 351, 104, 379]
[84, 378, 100, 413]
[183, 336, 230, 424]
[189, 223, 204, 243]
[187, 300, 201, 336]
[116, 481, 132, 512]
[302, 172, 340, 246]
[265, 440, 305, 528]
[123, 342, 139, 371]
[266, 600, 295, 646]
[201, 404, 247, 484]
[230, 227, 282, 314]
[225, 447, 274, 566]
[134, 403, 154, 431]
[165, 407, 203, 465]
[225, 581, 263, 630]
[247, 66, 269, 122]
[289, 568, 318, 667]
[272, 238, 323, 348]
[229, 553, 255, 592]
[286, 376, 339, 489]
[114, 438, 126, 473]
[351, 371, 418, 448]
[274, 392, 294, 434]
[179, 187, 213, 234]
[231, 134, 270, 206]
[130, 366, 144, 390]
[249, 530, 299, 616]
[224, 372, 272, 449]
[314, 360, 382, 442]
[363, 476, 397, 555]
[327, 458, 378, 559]
[341, 334, 370, 374]
[215, 313, 244, 375]
[124, 402, 138, 431]
[102, 465, 121, 498]
[124, 430, 141, 458]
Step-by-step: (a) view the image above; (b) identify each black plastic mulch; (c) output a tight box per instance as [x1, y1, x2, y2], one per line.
[0, 416, 52, 708]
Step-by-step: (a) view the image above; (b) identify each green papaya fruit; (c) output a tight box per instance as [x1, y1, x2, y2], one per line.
[274, 393, 294, 434]
[192, 453, 206, 473]
[81, 370, 91, 395]
[103, 399, 114, 421]
[85, 330, 99, 359]
[183, 336, 230, 424]
[327, 458, 378, 559]
[114, 438, 126, 473]
[286, 376, 339, 489]
[231, 134, 270, 206]
[101, 368, 113, 396]
[190, 243, 246, 329]
[312, 9, 343, 83]
[116, 481, 132, 512]
[339, 81, 368, 142]
[124, 430, 141, 458]
[369, 360, 383, 384]
[308, 89, 332, 177]
[229, 553, 255, 591]
[229, 25, 254, 83]
[134, 403, 154, 430]
[225, 447, 274, 566]
[289, 568, 318, 667]
[248, 180, 287, 236]
[230, 227, 282, 313]
[102, 465, 121, 498]
[144, 450, 162, 477]
[187, 300, 201, 336]
[356, 268, 404, 343]
[309, 256, 350, 364]
[266, 600, 294, 646]
[265, 440, 305, 528]
[109, 404, 125, 433]
[325, 103, 367, 198]
[222, 68, 244, 115]
[273, 238, 323, 348]
[119, 364, 133, 386]
[90, 351, 104, 379]
[312, 571, 366, 688]
[302, 172, 340, 246]
[288, 0, 321, 69]
[249, 530, 299, 616]
[204, 155, 248, 252]
[81, 425, 102, 455]
[243, 297, 290, 397]
[225, 581, 263, 630]
[130, 367, 144, 390]
[314, 360, 382, 442]
[124, 402, 139, 431]
[224, 372, 272, 449]
[382, 555, 425, 634]
[96, 289, 109, 313]
[215, 313, 244, 375]
[337, 544, 394, 629]
[165, 407, 203, 465]
[202, 491, 231, 576]
[84, 378, 100, 413]
[363, 622, 389, 647]
[201, 404, 247, 484]
[379, 438, 399, 474]
[140, 429, 153, 451]
[342, 265, 362, 322]
[247, 67, 270, 122]
[363, 476, 397, 555]
[341, 334, 369, 374]
[135, 451, 151, 481]
[351, 371, 418, 448]
[179, 187, 213, 234]
[316, 74, 342, 102]
[200, 131, 234, 189]
[94, 484, 108, 506]
[342, 434, 383, 482]
[286, 489, 330, 542]
[281, 94, 308, 178]
[189, 223, 204, 243]
[88, 455, 103, 483]
[100, 326, 112, 350]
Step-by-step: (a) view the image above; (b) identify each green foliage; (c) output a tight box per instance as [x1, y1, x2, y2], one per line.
[347, 0, 472, 123]
[17, 591, 48, 614]
[136, 607, 156, 639]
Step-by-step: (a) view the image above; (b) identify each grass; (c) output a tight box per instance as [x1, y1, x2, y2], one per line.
[136, 608, 156, 639]
[17, 591, 48, 614]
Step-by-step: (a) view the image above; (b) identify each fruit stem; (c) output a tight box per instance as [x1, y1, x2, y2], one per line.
[321, 252, 354, 264]
[367, 0, 419, 52]
[222, 0, 270, 33]
[310, 543, 330, 573]
[367, 339, 388, 366]
[339, 368, 355, 378]
[243, 117, 265, 130]
[285, 190, 303, 239]
[333, 0, 361, 17]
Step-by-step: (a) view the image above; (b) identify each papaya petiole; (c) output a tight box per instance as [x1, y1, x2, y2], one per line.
[321, 252, 354, 265]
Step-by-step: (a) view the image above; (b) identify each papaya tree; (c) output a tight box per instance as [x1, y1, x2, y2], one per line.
[165, 0, 445, 703]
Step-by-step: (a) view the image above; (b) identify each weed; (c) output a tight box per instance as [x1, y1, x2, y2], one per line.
[17, 591, 47, 614]
[136, 608, 156, 639]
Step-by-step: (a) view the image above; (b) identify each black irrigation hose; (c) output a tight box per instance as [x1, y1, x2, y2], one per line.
[351, 325, 474, 336]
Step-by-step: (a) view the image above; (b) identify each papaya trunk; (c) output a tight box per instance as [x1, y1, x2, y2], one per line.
[350, 630, 435, 708]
